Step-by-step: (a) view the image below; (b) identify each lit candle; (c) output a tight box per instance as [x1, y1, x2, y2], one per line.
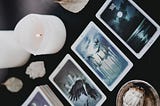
[14, 14, 66, 55]
[0, 31, 31, 69]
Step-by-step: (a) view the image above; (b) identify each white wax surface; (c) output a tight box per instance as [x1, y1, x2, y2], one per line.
[15, 14, 66, 55]
[59, 0, 89, 13]
[0, 31, 31, 69]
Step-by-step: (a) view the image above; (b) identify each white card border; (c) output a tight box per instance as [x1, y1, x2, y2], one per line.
[71, 21, 133, 91]
[39, 85, 64, 106]
[22, 86, 53, 106]
[96, 0, 160, 59]
[49, 54, 106, 106]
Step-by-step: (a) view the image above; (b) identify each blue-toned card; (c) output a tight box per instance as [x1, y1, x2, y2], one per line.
[96, 0, 160, 59]
[71, 22, 133, 91]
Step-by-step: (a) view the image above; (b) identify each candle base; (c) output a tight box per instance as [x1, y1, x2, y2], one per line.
[0, 31, 31, 69]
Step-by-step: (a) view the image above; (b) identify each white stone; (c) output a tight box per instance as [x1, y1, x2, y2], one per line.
[3, 77, 23, 93]
[26, 61, 46, 79]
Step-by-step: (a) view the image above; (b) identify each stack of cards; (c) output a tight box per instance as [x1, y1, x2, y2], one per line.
[22, 84, 63, 106]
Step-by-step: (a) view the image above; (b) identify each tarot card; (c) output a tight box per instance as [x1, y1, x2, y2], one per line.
[96, 0, 160, 59]
[49, 54, 106, 106]
[71, 22, 133, 91]
[22, 86, 52, 106]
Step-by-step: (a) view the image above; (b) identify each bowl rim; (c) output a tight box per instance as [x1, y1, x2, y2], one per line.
[116, 79, 160, 106]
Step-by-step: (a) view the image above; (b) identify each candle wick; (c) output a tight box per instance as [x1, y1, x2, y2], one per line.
[36, 34, 43, 37]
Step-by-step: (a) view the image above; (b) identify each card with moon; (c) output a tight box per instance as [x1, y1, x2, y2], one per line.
[71, 22, 133, 91]
[96, 0, 160, 59]
[49, 54, 106, 106]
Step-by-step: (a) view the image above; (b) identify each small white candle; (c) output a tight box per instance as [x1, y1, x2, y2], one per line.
[0, 31, 31, 69]
[14, 14, 66, 55]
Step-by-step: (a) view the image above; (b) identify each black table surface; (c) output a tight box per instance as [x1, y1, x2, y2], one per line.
[0, 0, 160, 105]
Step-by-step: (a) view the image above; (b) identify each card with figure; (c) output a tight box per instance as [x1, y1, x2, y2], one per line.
[71, 22, 133, 91]
[22, 86, 52, 106]
[49, 54, 106, 106]
[96, 0, 160, 59]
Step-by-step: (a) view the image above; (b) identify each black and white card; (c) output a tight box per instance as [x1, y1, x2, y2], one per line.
[49, 54, 106, 106]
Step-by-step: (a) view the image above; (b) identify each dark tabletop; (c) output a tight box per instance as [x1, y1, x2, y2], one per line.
[0, 0, 160, 105]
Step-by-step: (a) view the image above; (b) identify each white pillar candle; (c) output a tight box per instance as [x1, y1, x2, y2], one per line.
[14, 14, 66, 55]
[0, 31, 31, 69]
